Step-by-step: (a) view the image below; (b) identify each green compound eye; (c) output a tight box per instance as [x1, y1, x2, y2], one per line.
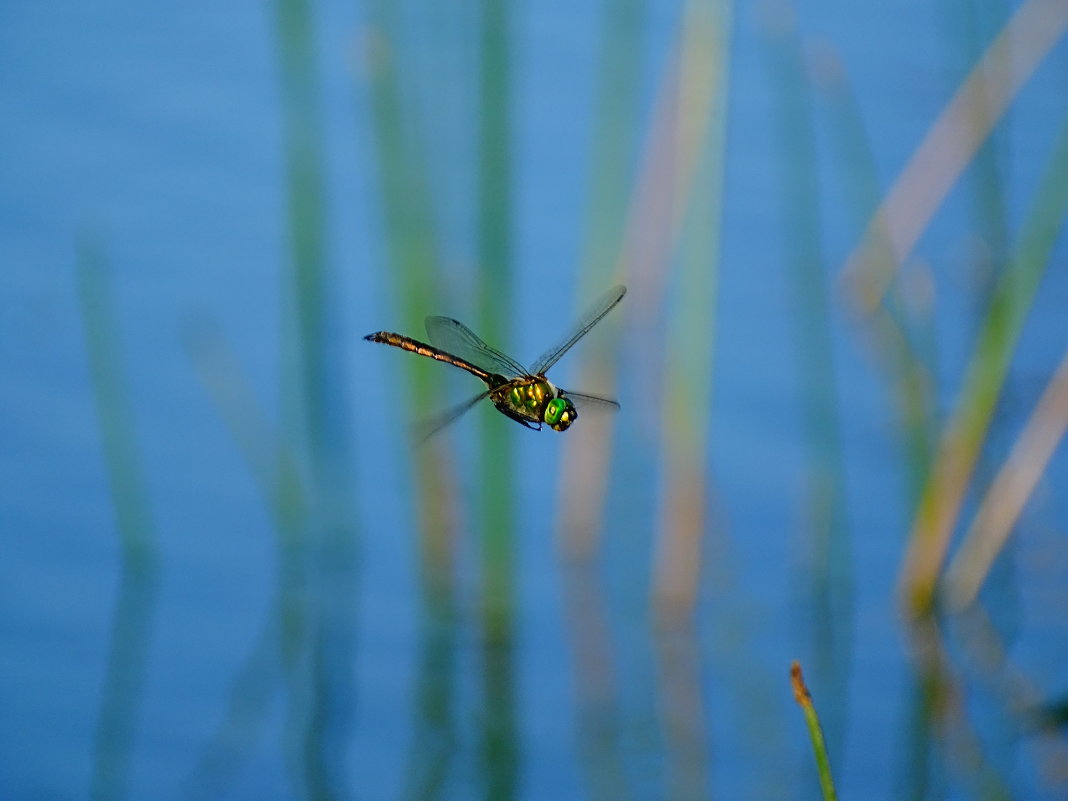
[544, 398, 565, 425]
[544, 398, 576, 431]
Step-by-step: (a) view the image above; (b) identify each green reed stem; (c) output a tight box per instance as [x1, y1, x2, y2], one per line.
[364, 6, 463, 800]
[476, 2, 518, 799]
[476, 0, 514, 613]
[791, 661, 839, 801]
[364, 0, 456, 549]
[277, 2, 360, 797]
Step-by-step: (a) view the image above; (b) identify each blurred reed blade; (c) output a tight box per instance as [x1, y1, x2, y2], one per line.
[937, 0, 1012, 282]
[815, 46, 938, 501]
[903, 619, 1014, 799]
[580, 0, 646, 291]
[952, 604, 1068, 774]
[182, 25, 322, 757]
[364, 0, 456, 541]
[945, 346, 1068, 609]
[790, 662, 838, 801]
[638, 8, 732, 798]
[561, 561, 633, 801]
[654, 626, 712, 801]
[77, 241, 160, 801]
[184, 622, 279, 800]
[181, 261, 312, 800]
[844, 0, 1068, 311]
[653, 0, 731, 623]
[275, 0, 321, 695]
[364, 1, 443, 337]
[184, 314, 320, 776]
[185, 317, 305, 539]
[899, 115, 1068, 617]
[277, 0, 329, 444]
[401, 596, 459, 801]
[364, 4, 469, 799]
[814, 46, 944, 798]
[77, 246, 154, 553]
[764, 0, 852, 758]
[556, 7, 648, 787]
[476, 0, 515, 642]
[279, 1, 362, 795]
[556, 0, 646, 558]
[475, 3, 518, 799]
[564, 0, 727, 584]
[90, 568, 158, 801]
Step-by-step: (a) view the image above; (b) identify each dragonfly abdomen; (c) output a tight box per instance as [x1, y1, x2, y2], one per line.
[364, 331, 495, 384]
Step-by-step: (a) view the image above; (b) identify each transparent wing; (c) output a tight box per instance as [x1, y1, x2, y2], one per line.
[425, 316, 528, 379]
[529, 285, 626, 376]
[412, 388, 493, 443]
[561, 390, 620, 413]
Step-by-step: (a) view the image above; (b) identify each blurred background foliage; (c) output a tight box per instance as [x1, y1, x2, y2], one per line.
[3, 0, 1068, 799]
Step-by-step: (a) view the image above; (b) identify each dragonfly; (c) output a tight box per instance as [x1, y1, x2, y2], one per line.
[364, 285, 626, 440]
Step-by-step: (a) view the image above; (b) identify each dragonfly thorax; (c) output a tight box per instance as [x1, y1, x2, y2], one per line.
[491, 377, 577, 432]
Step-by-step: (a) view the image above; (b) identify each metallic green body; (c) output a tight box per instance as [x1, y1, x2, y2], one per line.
[492, 377, 575, 431]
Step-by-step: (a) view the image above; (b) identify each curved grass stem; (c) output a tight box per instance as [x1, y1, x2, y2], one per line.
[791, 661, 839, 801]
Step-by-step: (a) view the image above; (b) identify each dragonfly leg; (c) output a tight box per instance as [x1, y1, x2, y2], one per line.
[497, 405, 541, 431]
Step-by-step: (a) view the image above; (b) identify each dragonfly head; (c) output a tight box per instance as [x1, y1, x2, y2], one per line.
[544, 396, 577, 431]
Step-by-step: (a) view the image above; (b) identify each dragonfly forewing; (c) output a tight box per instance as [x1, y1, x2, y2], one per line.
[529, 285, 626, 376]
[425, 315, 529, 379]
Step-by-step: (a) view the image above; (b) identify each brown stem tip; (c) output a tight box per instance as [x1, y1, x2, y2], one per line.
[791, 660, 812, 707]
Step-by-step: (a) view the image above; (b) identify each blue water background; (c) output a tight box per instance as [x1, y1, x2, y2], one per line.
[3, 1, 1068, 799]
